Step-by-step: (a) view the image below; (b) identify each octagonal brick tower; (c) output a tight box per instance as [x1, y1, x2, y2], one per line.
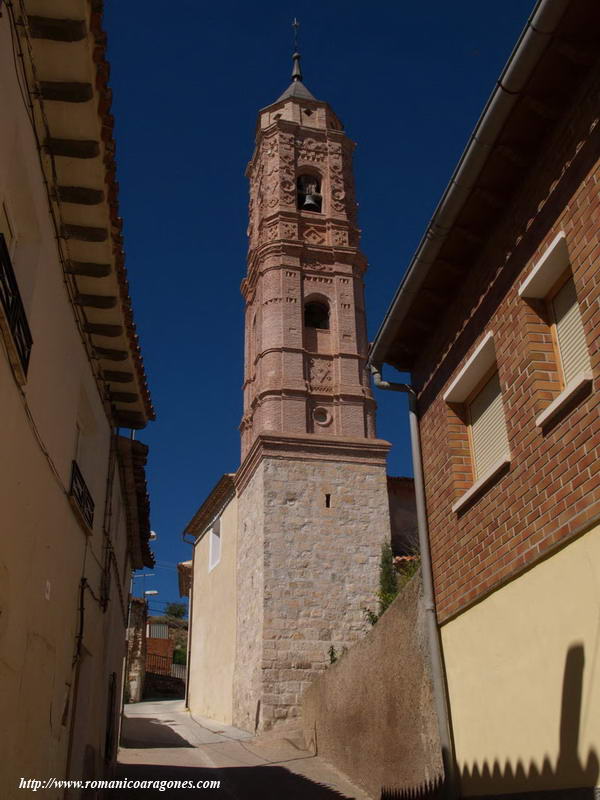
[234, 53, 392, 732]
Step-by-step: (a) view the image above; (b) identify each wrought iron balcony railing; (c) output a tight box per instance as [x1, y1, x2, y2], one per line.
[70, 460, 95, 529]
[0, 233, 33, 375]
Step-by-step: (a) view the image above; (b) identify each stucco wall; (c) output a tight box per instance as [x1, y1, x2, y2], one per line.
[188, 494, 238, 725]
[302, 575, 442, 799]
[0, 13, 135, 794]
[233, 464, 265, 731]
[442, 523, 600, 796]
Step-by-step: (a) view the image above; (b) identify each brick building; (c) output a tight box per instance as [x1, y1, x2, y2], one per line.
[370, 1, 600, 796]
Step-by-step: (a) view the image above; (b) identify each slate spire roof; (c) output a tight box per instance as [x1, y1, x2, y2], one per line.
[276, 49, 318, 102]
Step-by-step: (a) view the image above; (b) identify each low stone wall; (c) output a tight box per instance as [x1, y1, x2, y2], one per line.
[302, 575, 443, 799]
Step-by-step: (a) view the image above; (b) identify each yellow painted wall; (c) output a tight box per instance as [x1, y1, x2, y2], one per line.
[0, 13, 134, 796]
[442, 524, 600, 795]
[188, 495, 238, 725]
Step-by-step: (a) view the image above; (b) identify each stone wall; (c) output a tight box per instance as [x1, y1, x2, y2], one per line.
[257, 454, 391, 730]
[302, 575, 443, 800]
[126, 598, 147, 703]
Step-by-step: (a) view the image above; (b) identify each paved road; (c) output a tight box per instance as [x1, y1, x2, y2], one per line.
[112, 700, 371, 800]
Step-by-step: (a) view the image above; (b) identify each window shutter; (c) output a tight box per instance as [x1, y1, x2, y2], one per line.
[469, 372, 510, 479]
[552, 277, 591, 385]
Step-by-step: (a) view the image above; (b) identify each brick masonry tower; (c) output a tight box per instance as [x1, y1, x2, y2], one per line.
[233, 49, 392, 732]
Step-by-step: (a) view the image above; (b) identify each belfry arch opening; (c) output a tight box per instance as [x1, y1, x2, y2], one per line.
[297, 174, 322, 213]
[304, 300, 329, 330]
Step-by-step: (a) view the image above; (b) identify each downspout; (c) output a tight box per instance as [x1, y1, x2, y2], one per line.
[370, 364, 457, 799]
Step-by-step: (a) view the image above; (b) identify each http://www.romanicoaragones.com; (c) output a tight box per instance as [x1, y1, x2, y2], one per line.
[18, 777, 221, 792]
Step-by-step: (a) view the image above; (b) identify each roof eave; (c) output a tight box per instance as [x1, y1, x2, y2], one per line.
[184, 473, 236, 539]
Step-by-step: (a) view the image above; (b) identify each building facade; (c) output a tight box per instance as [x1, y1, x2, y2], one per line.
[0, 2, 154, 795]
[370, 1, 600, 796]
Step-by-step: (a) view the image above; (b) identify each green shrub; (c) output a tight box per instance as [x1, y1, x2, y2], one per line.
[364, 543, 420, 625]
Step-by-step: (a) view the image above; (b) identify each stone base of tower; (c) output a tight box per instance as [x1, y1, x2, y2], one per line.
[233, 432, 392, 733]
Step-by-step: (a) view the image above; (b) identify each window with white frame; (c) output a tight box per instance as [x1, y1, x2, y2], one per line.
[519, 231, 592, 426]
[467, 370, 511, 480]
[208, 518, 221, 571]
[444, 332, 511, 511]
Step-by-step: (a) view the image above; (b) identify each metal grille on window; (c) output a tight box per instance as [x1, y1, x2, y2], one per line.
[0, 233, 33, 375]
[551, 277, 591, 386]
[469, 372, 510, 479]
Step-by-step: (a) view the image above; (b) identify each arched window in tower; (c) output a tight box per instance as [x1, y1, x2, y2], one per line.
[297, 174, 322, 213]
[304, 300, 329, 330]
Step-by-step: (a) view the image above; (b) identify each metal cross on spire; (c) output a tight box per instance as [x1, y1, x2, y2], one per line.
[291, 18, 302, 83]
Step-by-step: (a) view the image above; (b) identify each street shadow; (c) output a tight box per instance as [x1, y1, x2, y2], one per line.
[111, 762, 356, 799]
[380, 643, 599, 799]
[120, 716, 192, 749]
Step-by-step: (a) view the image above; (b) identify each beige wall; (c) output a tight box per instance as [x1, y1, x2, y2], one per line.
[302, 575, 443, 799]
[188, 495, 238, 725]
[442, 523, 600, 795]
[0, 13, 134, 797]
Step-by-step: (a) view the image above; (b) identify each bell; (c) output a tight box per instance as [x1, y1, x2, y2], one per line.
[302, 193, 321, 212]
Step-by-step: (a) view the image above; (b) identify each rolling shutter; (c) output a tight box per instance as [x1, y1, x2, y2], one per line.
[469, 372, 510, 479]
[551, 277, 591, 386]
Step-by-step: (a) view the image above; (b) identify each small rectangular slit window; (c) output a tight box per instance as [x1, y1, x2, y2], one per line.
[325, 493, 331, 508]
[468, 371, 510, 479]
[549, 276, 591, 387]
[209, 520, 221, 571]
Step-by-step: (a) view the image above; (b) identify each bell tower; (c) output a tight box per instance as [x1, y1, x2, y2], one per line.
[234, 49, 392, 732]
[240, 51, 378, 456]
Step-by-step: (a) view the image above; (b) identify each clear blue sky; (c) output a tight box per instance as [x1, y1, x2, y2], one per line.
[104, 0, 535, 612]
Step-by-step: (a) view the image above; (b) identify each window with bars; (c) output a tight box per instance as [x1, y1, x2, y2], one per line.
[0, 199, 33, 378]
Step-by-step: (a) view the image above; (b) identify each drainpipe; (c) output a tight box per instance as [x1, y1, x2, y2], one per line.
[370, 364, 457, 799]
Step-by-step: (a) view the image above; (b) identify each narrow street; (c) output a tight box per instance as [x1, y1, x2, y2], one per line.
[113, 701, 372, 800]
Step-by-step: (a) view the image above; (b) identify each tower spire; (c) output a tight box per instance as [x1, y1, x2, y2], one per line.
[275, 18, 316, 103]
[291, 18, 302, 82]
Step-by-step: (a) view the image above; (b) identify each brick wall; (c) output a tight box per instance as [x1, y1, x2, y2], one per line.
[146, 637, 174, 661]
[413, 60, 600, 623]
